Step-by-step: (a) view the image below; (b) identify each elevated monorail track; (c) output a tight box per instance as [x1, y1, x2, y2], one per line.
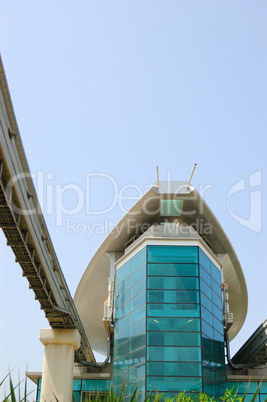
[0, 55, 95, 363]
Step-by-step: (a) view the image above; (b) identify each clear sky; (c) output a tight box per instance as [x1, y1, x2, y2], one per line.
[0, 1, 266, 399]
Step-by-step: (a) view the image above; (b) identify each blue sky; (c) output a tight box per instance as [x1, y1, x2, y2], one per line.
[0, 1, 266, 398]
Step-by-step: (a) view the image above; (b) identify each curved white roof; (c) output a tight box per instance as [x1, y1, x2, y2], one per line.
[74, 181, 248, 355]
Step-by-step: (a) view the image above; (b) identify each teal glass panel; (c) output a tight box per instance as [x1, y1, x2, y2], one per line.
[148, 276, 199, 290]
[128, 346, 146, 365]
[201, 306, 213, 326]
[147, 331, 201, 346]
[201, 293, 212, 311]
[114, 341, 129, 360]
[73, 392, 80, 402]
[148, 263, 198, 277]
[81, 379, 110, 391]
[203, 364, 216, 381]
[203, 381, 216, 396]
[129, 362, 145, 380]
[128, 378, 145, 394]
[130, 318, 146, 337]
[200, 266, 211, 286]
[160, 199, 183, 216]
[147, 346, 201, 362]
[147, 246, 198, 263]
[211, 278, 221, 296]
[131, 265, 146, 285]
[200, 279, 212, 299]
[115, 314, 130, 334]
[113, 357, 129, 372]
[130, 291, 146, 310]
[116, 302, 130, 320]
[202, 336, 214, 354]
[129, 333, 146, 352]
[147, 290, 199, 304]
[73, 379, 82, 391]
[147, 317, 200, 332]
[146, 376, 202, 392]
[226, 382, 259, 393]
[130, 277, 146, 299]
[116, 288, 130, 308]
[215, 370, 226, 384]
[211, 262, 221, 285]
[259, 383, 267, 392]
[213, 340, 224, 360]
[212, 291, 222, 308]
[116, 277, 130, 296]
[130, 304, 146, 325]
[213, 316, 223, 334]
[131, 248, 146, 273]
[116, 261, 130, 285]
[202, 320, 213, 339]
[199, 249, 211, 274]
[113, 370, 129, 386]
[147, 303, 200, 318]
[202, 348, 217, 366]
[147, 361, 201, 376]
[213, 328, 224, 342]
[115, 326, 129, 345]
[212, 302, 223, 319]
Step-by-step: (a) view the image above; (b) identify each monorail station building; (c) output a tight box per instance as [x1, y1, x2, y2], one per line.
[0, 56, 266, 401]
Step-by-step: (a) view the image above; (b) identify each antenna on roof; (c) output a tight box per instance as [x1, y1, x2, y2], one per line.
[156, 166, 159, 188]
[186, 163, 197, 189]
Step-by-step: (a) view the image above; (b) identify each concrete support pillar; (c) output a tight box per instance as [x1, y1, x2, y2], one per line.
[39, 328, 80, 402]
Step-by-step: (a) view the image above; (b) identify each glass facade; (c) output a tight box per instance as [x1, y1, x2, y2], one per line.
[114, 244, 226, 400]
[226, 381, 267, 402]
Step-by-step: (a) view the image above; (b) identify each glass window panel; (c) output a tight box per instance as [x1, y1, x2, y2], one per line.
[211, 278, 221, 296]
[147, 317, 200, 332]
[148, 276, 199, 290]
[116, 277, 130, 297]
[131, 265, 146, 285]
[128, 378, 145, 395]
[199, 249, 211, 274]
[202, 320, 214, 339]
[115, 315, 130, 334]
[116, 289, 130, 309]
[147, 246, 198, 263]
[213, 328, 224, 342]
[81, 379, 110, 392]
[148, 263, 198, 277]
[200, 266, 211, 286]
[130, 291, 146, 311]
[201, 306, 213, 326]
[203, 381, 216, 396]
[113, 357, 129, 372]
[213, 316, 224, 334]
[113, 370, 129, 386]
[72, 392, 80, 402]
[114, 341, 129, 360]
[128, 346, 146, 365]
[200, 279, 212, 299]
[147, 290, 199, 304]
[146, 376, 202, 392]
[130, 318, 145, 338]
[160, 199, 183, 216]
[147, 346, 201, 362]
[212, 303, 223, 319]
[115, 326, 129, 345]
[73, 379, 82, 391]
[226, 382, 259, 393]
[130, 277, 146, 299]
[203, 364, 216, 381]
[129, 333, 146, 353]
[259, 383, 267, 393]
[147, 331, 201, 347]
[116, 261, 130, 285]
[147, 361, 202, 376]
[213, 340, 224, 360]
[129, 362, 145, 380]
[130, 304, 146, 325]
[147, 303, 200, 318]
[116, 302, 130, 320]
[212, 291, 222, 308]
[131, 248, 146, 273]
[211, 263, 221, 285]
[201, 293, 212, 311]
[202, 336, 214, 354]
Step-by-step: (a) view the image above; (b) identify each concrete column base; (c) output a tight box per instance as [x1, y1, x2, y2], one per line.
[40, 328, 80, 402]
